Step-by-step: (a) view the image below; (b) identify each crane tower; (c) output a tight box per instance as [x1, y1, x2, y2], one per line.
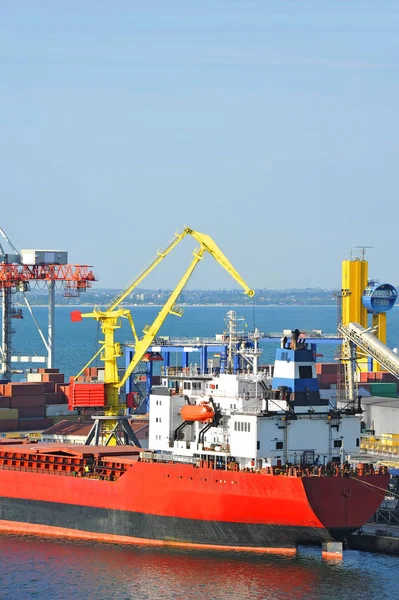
[0, 227, 96, 381]
[70, 226, 254, 446]
[341, 248, 397, 371]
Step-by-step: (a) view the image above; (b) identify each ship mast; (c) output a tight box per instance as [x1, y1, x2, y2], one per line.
[225, 310, 262, 376]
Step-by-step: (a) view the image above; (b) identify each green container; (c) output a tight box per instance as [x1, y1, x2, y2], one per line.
[369, 383, 398, 398]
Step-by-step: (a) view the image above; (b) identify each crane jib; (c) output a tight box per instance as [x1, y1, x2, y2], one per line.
[70, 227, 254, 412]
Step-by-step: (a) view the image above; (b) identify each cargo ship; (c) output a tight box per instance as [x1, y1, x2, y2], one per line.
[0, 316, 389, 552]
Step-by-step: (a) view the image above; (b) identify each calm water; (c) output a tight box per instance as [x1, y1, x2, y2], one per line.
[2, 304, 399, 597]
[0, 534, 398, 600]
[8, 304, 399, 379]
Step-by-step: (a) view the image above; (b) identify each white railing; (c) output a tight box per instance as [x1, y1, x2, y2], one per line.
[140, 451, 198, 465]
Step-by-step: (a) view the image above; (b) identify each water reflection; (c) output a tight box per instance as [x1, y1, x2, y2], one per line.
[0, 535, 396, 600]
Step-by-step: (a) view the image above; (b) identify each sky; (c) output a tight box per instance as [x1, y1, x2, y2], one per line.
[1, 1, 398, 291]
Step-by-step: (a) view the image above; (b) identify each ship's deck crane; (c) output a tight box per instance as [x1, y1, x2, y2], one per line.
[71, 227, 254, 434]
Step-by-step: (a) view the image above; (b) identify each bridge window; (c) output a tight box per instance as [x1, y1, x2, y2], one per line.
[234, 421, 251, 432]
[299, 366, 313, 379]
[276, 441, 283, 450]
[333, 439, 342, 448]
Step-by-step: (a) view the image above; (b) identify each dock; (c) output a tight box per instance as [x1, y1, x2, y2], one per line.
[348, 523, 399, 555]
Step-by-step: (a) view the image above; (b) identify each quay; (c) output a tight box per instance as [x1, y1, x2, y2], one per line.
[348, 523, 399, 555]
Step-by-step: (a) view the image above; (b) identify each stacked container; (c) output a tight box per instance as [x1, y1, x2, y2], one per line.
[0, 369, 73, 434]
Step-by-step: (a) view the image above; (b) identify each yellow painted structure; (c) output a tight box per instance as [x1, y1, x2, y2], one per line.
[75, 227, 254, 423]
[341, 257, 390, 372]
[372, 313, 387, 345]
[360, 434, 399, 468]
[341, 258, 369, 370]
[341, 259, 368, 328]
[372, 312, 387, 370]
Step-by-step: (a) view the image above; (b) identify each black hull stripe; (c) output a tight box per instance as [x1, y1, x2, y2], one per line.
[0, 497, 332, 548]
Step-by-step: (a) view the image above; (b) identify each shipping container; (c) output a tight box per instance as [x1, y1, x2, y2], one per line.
[41, 373, 64, 383]
[45, 404, 70, 417]
[44, 392, 66, 405]
[26, 373, 43, 383]
[0, 397, 10, 409]
[56, 383, 70, 399]
[318, 374, 337, 385]
[43, 382, 57, 393]
[0, 418, 19, 432]
[18, 417, 54, 432]
[369, 383, 398, 398]
[10, 395, 45, 409]
[6, 383, 46, 397]
[0, 408, 19, 420]
[18, 406, 46, 418]
[319, 363, 338, 375]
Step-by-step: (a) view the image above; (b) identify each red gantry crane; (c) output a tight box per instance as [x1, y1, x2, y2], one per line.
[0, 227, 96, 381]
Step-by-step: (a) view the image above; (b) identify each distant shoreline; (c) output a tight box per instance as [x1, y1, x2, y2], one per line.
[13, 303, 338, 309]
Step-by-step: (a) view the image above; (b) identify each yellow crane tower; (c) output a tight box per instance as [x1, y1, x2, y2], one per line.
[341, 248, 397, 371]
[71, 227, 254, 445]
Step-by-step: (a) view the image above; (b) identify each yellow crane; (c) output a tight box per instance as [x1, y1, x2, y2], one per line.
[72, 227, 254, 439]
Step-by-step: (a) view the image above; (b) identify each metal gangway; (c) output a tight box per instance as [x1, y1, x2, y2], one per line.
[338, 322, 399, 381]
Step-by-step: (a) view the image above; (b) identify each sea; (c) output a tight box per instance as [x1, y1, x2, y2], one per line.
[2, 304, 399, 600]
[8, 304, 399, 380]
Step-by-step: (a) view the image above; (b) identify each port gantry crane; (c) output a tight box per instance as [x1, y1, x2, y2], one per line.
[0, 226, 96, 380]
[71, 227, 254, 446]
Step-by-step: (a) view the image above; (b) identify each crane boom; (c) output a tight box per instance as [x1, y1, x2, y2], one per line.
[106, 229, 190, 311]
[72, 226, 254, 415]
[106, 227, 254, 312]
[188, 230, 254, 297]
[119, 246, 205, 387]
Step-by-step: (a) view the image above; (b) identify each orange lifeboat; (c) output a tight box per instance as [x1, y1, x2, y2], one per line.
[180, 403, 215, 423]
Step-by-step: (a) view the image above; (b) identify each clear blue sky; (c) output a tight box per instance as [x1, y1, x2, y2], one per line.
[1, 1, 398, 291]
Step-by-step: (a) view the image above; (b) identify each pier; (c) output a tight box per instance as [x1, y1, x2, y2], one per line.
[348, 523, 399, 555]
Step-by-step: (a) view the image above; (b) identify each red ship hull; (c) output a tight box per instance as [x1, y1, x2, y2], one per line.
[0, 446, 389, 551]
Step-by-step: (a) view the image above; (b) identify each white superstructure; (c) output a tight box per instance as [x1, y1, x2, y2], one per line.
[149, 320, 362, 471]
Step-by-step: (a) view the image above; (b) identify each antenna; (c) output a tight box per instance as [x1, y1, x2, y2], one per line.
[353, 246, 373, 261]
